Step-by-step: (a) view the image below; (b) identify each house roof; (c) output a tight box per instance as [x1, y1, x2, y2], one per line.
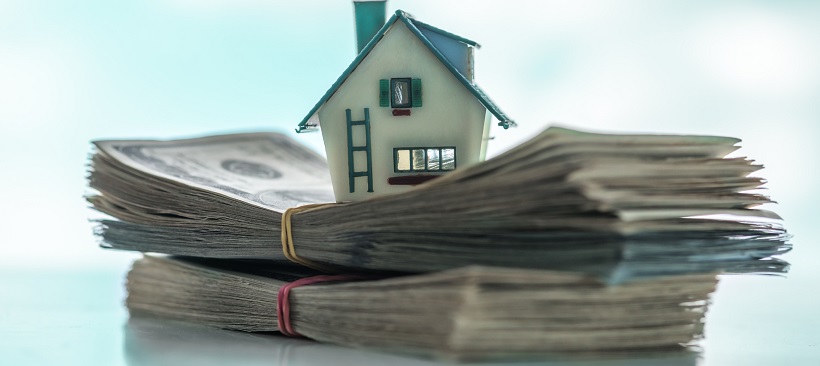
[296, 10, 514, 133]
[411, 18, 480, 49]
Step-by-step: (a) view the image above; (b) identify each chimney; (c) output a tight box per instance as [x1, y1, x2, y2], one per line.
[353, 0, 387, 53]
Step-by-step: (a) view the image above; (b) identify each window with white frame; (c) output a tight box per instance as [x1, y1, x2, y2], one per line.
[394, 147, 455, 173]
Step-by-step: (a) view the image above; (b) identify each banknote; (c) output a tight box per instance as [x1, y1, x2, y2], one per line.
[95, 133, 334, 212]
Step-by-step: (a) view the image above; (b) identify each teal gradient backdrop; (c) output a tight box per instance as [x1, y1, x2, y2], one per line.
[1, 1, 819, 365]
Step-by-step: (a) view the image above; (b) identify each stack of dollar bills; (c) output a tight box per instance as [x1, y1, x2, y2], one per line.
[87, 126, 790, 360]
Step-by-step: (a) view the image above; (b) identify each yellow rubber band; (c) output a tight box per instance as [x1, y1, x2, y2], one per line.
[281, 203, 340, 272]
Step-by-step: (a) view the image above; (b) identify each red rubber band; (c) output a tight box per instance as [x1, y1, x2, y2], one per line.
[276, 275, 361, 337]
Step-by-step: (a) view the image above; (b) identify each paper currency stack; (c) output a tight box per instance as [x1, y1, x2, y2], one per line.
[87, 126, 790, 360]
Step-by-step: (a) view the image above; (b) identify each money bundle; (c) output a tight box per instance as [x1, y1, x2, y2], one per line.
[88, 127, 790, 279]
[126, 255, 718, 360]
[87, 126, 790, 359]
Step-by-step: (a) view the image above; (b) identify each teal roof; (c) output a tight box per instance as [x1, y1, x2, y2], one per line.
[296, 10, 513, 133]
[412, 19, 481, 48]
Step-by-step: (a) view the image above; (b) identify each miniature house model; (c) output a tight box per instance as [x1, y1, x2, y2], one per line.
[296, 1, 513, 202]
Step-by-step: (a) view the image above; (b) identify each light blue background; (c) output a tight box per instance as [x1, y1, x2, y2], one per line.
[1, 1, 818, 365]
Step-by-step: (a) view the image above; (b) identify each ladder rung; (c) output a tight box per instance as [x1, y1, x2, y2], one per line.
[352, 172, 370, 177]
[349, 120, 367, 126]
[351, 146, 368, 152]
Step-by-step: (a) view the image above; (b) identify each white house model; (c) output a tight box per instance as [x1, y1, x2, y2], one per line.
[296, 1, 513, 202]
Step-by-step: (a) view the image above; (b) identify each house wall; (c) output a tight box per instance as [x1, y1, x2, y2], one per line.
[318, 22, 489, 202]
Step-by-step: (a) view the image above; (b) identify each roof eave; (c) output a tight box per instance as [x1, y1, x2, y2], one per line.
[296, 12, 400, 133]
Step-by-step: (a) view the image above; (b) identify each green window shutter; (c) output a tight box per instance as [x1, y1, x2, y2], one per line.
[379, 79, 389, 107]
[411, 78, 422, 107]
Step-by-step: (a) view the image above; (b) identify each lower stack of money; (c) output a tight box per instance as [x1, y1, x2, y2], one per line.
[126, 256, 717, 360]
[87, 127, 790, 360]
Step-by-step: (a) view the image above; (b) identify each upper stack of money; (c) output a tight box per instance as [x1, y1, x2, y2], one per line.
[87, 126, 790, 280]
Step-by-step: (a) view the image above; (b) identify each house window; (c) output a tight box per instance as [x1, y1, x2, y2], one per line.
[380, 78, 422, 108]
[391, 78, 412, 108]
[394, 147, 455, 173]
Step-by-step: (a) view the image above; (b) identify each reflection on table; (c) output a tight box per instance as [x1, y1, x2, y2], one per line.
[124, 316, 700, 366]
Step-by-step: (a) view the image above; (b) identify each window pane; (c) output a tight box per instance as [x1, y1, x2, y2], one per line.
[412, 149, 426, 170]
[426, 149, 440, 170]
[396, 149, 410, 171]
[441, 148, 455, 170]
[392, 79, 411, 108]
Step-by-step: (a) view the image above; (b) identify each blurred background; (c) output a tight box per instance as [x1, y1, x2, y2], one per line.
[1, 0, 818, 365]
